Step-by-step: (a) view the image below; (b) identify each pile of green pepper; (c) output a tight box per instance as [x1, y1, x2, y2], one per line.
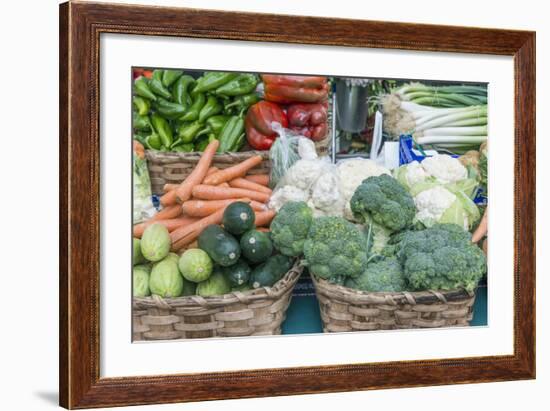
[133, 69, 260, 153]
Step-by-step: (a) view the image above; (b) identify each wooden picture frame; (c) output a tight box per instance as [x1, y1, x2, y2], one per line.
[59, 2, 535, 408]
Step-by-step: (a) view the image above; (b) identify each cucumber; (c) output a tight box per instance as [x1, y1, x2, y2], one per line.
[223, 259, 251, 287]
[239, 230, 273, 264]
[250, 255, 294, 289]
[198, 225, 240, 267]
[222, 202, 255, 235]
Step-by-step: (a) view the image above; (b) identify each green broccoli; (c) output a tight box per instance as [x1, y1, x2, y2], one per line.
[389, 224, 486, 292]
[345, 257, 406, 292]
[270, 201, 313, 257]
[303, 216, 368, 279]
[350, 174, 416, 232]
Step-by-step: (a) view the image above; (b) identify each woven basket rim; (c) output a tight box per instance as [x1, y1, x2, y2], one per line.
[134, 260, 303, 309]
[311, 273, 475, 306]
[145, 149, 270, 161]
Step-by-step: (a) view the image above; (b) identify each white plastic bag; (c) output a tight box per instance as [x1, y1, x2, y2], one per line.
[268, 122, 317, 187]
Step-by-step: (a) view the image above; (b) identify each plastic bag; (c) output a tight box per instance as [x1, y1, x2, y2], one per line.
[133, 144, 156, 224]
[268, 122, 317, 188]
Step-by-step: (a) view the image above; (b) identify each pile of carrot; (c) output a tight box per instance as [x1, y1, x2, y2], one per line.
[133, 139, 275, 253]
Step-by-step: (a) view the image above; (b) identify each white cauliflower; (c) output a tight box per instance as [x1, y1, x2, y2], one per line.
[421, 154, 467, 184]
[310, 168, 345, 216]
[414, 186, 464, 228]
[282, 158, 328, 191]
[268, 185, 309, 212]
[399, 161, 429, 188]
[337, 159, 391, 220]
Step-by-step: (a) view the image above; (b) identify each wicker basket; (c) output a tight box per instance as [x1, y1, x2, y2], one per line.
[133, 261, 303, 340]
[145, 150, 271, 196]
[145, 136, 331, 195]
[311, 274, 476, 332]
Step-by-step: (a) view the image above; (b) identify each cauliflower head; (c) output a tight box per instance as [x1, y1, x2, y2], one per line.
[268, 185, 309, 212]
[303, 216, 368, 279]
[270, 201, 313, 257]
[421, 154, 468, 184]
[310, 168, 345, 216]
[350, 174, 416, 232]
[283, 158, 328, 191]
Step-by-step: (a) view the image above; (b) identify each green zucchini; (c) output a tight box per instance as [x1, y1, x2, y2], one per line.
[198, 225, 240, 267]
[223, 258, 251, 287]
[240, 230, 273, 263]
[222, 202, 255, 235]
[250, 255, 294, 289]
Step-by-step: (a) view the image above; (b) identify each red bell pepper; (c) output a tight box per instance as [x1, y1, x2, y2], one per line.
[261, 75, 329, 104]
[287, 103, 328, 141]
[245, 101, 288, 150]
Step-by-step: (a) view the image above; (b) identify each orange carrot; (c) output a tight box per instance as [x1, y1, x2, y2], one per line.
[217, 182, 230, 188]
[249, 200, 267, 211]
[133, 216, 198, 238]
[150, 204, 182, 221]
[256, 227, 271, 233]
[203, 155, 263, 185]
[162, 167, 218, 194]
[244, 174, 270, 186]
[192, 185, 270, 203]
[175, 140, 220, 203]
[254, 210, 276, 227]
[472, 207, 488, 243]
[206, 166, 219, 176]
[182, 198, 250, 218]
[160, 189, 178, 207]
[229, 177, 272, 195]
[171, 208, 226, 250]
[162, 183, 179, 193]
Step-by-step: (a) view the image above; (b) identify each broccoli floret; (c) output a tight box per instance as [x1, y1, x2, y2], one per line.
[350, 174, 416, 232]
[393, 223, 486, 292]
[270, 201, 313, 257]
[303, 216, 368, 279]
[345, 257, 406, 292]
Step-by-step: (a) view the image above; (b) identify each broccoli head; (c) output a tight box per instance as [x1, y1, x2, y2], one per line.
[350, 174, 416, 232]
[345, 257, 406, 292]
[303, 216, 368, 279]
[391, 224, 486, 292]
[270, 201, 313, 257]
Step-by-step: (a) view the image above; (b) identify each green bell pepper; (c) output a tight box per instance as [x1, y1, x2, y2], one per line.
[198, 96, 223, 123]
[134, 77, 157, 101]
[154, 98, 187, 120]
[133, 133, 148, 147]
[172, 143, 194, 152]
[133, 112, 151, 131]
[214, 74, 259, 97]
[145, 131, 162, 150]
[192, 72, 238, 94]
[151, 113, 173, 147]
[218, 115, 245, 152]
[152, 69, 163, 81]
[205, 115, 231, 136]
[133, 96, 150, 116]
[149, 70, 172, 99]
[162, 69, 183, 87]
[179, 92, 206, 122]
[178, 121, 204, 143]
[223, 93, 260, 113]
[172, 75, 195, 106]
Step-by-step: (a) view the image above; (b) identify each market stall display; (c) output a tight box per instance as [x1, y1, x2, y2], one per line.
[132, 69, 488, 339]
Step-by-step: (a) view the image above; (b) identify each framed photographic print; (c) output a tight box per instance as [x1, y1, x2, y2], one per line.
[59, 1, 535, 409]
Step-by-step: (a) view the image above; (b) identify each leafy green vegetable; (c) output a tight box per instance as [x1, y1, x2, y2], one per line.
[303, 216, 368, 279]
[270, 201, 313, 257]
[344, 257, 406, 292]
[350, 174, 415, 232]
[384, 223, 486, 292]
